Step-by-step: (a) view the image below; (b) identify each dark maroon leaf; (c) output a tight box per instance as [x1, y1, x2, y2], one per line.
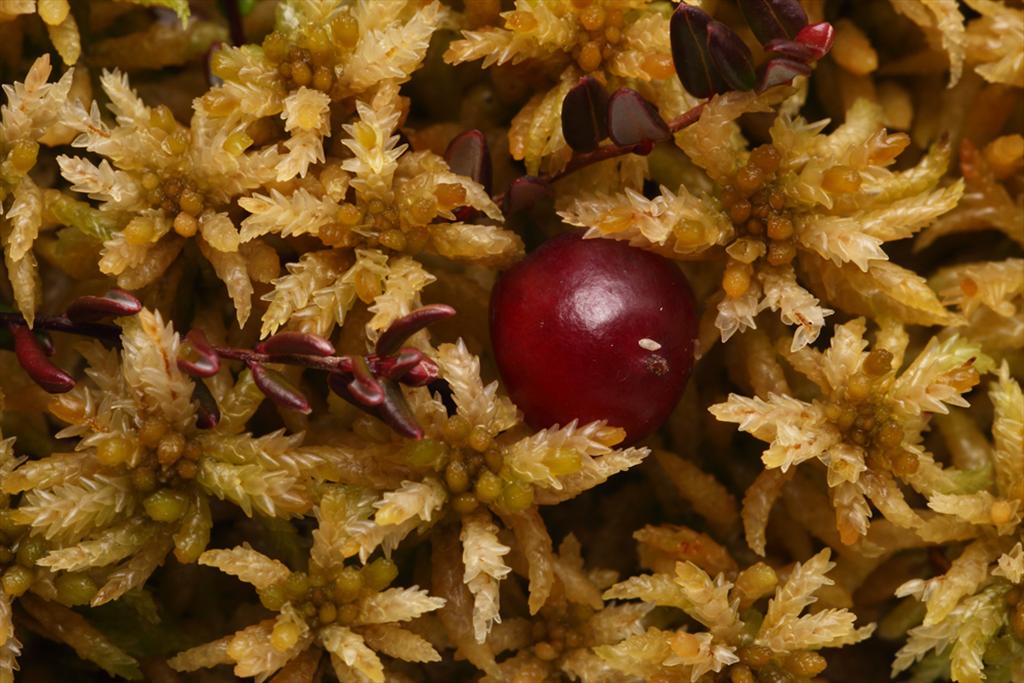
[376, 304, 456, 356]
[795, 21, 835, 60]
[738, 0, 807, 44]
[444, 129, 492, 194]
[763, 38, 818, 63]
[105, 288, 143, 310]
[258, 331, 335, 357]
[330, 374, 423, 439]
[10, 324, 74, 393]
[378, 349, 425, 379]
[375, 379, 424, 439]
[347, 356, 385, 407]
[561, 76, 610, 153]
[707, 21, 756, 92]
[249, 362, 311, 414]
[401, 354, 440, 386]
[607, 88, 671, 147]
[346, 379, 384, 406]
[177, 329, 220, 378]
[193, 380, 221, 429]
[670, 4, 725, 99]
[329, 354, 357, 375]
[502, 176, 552, 216]
[66, 289, 143, 323]
[375, 349, 440, 386]
[756, 57, 812, 92]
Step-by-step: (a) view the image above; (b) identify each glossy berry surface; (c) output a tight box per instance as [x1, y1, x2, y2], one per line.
[490, 231, 697, 443]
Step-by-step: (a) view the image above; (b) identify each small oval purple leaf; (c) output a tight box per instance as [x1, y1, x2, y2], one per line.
[375, 380, 424, 439]
[347, 377, 385, 406]
[756, 57, 812, 92]
[66, 289, 143, 323]
[670, 4, 725, 99]
[795, 21, 835, 60]
[348, 356, 385, 406]
[707, 21, 756, 92]
[607, 88, 671, 147]
[249, 362, 311, 414]
[444, 129, 492, 194]
[377, 349, 426, 381]
[763, 38, 818, 63]
[561, 76, 610, 152]
[328, 375, 424, 440]
[193, 380, 221, 429]
[738, 0, 808, 44]
[502, 176, 552, 216]
[376, 304, 456, 357]
[177, 329, 221, 378]
[11, 324, 75, 393]
[400, 355, 441, 387]
[375, 349, 441, 386]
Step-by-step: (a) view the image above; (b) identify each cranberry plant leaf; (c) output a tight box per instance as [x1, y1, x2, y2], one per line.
[756, 57, 812, 92]
[560, 76, 610, 153]
[670, 4, 725, 99]
[10, 323, 75, 393]
[444, 129, 492, 194]
[249, 362, 312, 415]
[707, 21, 757, 92]
[502, 176, 552, 216]
[607, 88, 671, 147]
[795, 22, 836, 60]
[375, 304, 456, 357]
[193, 379, 221, 429]
[177, 329, 220, 378]
[762, 38, 819, 63]
[66, 289, 142, 323]
[737, 0, 808, 44]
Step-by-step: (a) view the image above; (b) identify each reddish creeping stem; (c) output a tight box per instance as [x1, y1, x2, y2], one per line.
[491, 103, 706, 209]
[177, 305, 455, 439]
[0, 289, 142, 394]
[482, 1, 834, 213]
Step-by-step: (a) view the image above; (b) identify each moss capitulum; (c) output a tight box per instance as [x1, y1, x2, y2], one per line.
[398, 412, 575, 516]
[819, 348, 922, 477]
[0, 530, 40, 599]
[260, 12, 360, 100]
[731, 644, 828, 683]
[86, 414, 201, 523]
[318, 182, 463, 254]
[719, 144, 798, 300]
[259, 557, 399, 651]
[410, 417, 534, 514]
[527, 601, 593, 663]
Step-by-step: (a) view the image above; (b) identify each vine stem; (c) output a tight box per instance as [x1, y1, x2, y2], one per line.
[0, 313, 376, 380]
[492, 101, 707, 207]
[212, 346, 356, 374]
[0, 312, 122, 341]
[210, 346, 438, 386]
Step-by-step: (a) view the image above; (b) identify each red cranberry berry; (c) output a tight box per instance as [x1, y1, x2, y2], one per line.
[490, 231, 697, 443]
